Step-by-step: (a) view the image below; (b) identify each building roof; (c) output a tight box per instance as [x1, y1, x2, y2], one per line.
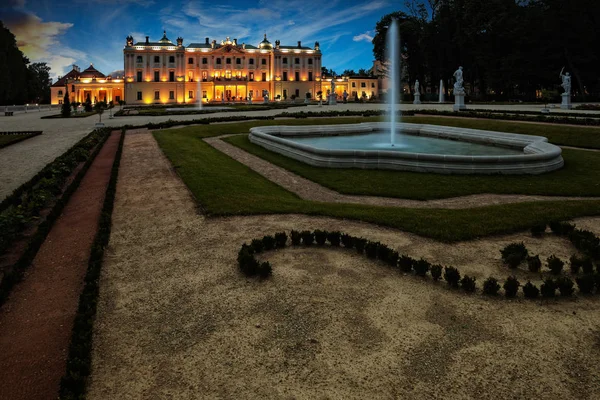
[79, 64, 106, 79]
[278, 45, 313, 50]
[52, 67, 80, 87]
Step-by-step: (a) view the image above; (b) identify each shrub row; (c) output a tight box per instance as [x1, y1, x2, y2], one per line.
[414, 109, 600, 127]
[0, 131, 43, 149]
[0, 128, 112, 306]
[238, 227, 600, 299]
[59, 130, 125, 399]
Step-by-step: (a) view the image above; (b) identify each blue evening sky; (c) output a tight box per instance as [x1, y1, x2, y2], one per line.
[0, 0, 403, 82]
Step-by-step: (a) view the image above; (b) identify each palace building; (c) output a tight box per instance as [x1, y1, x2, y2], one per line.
[51, 31, 381, 105]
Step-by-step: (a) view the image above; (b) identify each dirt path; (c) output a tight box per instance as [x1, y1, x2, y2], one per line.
[88, 131, 600, 399]
[205, 135, 600, 209]
[0, 131, 121, 400]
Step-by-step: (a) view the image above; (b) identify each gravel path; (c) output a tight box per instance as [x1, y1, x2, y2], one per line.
[88, 130, 600, 399]
[205, 135, 600, 209]
[0, 131, 120, 400]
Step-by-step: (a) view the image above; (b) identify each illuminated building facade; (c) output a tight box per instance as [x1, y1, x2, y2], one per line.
[50, 31, 382, 105]
[123, 32, 322, 104]
[51, 64, 124, 105]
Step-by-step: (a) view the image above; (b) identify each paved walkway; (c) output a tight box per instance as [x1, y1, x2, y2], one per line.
[1, 103, 598, 200]
[0, 131, 120, 400]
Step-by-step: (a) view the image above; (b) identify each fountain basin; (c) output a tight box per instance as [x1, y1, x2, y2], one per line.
[248, 122, 564, 174]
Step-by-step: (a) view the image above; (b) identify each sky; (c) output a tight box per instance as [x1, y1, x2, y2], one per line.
[0, 0, 402, 83]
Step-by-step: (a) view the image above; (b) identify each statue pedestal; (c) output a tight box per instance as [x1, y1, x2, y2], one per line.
[328, 94, 337, 105]
[413, 93, 421, 105]
[453, 93, 466, 111]
[560, 93, 572, 110]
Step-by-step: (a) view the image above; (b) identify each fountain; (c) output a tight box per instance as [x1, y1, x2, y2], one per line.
[246, 21, 564, 175]
[197, 79, 203, 110]
[388, 20, 399, 146]
[439, 79, 445, 103]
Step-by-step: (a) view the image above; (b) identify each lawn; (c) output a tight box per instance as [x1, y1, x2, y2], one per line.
[404, 115, 600, 149]
[0, 132, 41, 149]
[225, 135, 600, 200]
[153, 117, 600, 242]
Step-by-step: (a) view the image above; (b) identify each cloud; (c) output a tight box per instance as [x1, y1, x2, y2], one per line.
[353, 31, 374, 42]
[1, 7, 84, 81]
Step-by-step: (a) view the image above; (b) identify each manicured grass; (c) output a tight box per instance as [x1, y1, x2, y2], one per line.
[40, 111, 97, 119]
[153, 119, 600, 242]
[405, 115, 600, 149]
[225, 135, 600, 200]
[0, 133, 40, 148]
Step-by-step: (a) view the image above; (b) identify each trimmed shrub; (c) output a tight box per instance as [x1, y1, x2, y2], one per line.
[530, 224, 546, 237]
[527, 255, 542, 273]
[238, 249, 259, 276]
[569, 254, 583, 274]
[483, 277, 500, 295]
[274, 232, 287, 248]
[387, 251, 399, 268]
[581, 257, 594, 274]
[523, 281, 539, 298]
[377, 244, 391, 262]
[444, 266, 461, 288]
[549, 221, 575, 236]
[251, 238, 264, 253]
[354, 238, 367, 254]
[314, 230, 327, 245]
[461, 275, 476, 293]
[547, 255, 564, 275]
[262, 235, 276, 251]
[503, 276, 520, 298]
[300, 230, 314, 246]
[365, 241, 379, 259]
[341, 233, 353, 248]
[414, 258, 430, 277]
[501, 242, 528, 267]
[540, 279, 557, 298]
[398, 255, 414, 273]
[290, 230, 301, 245]
[430, 264, 443, 281]
[504, 253, 522, 268]
[326, 231, 341, 246]
[258, 261, 273, 278]
[576, 274, 595, 294]
[556, 277, 575, 297]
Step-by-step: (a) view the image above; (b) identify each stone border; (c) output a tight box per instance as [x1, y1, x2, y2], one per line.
[249, 122, 565, 174]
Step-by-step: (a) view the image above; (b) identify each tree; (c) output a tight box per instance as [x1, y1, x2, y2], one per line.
[27, 62, 51, 103]
[61, 90, 71, 117]
[94, 101, 107, 123]
[342, 69, 357, 76]
[0, 21, 30, 105]
[84, 93, 93, 112]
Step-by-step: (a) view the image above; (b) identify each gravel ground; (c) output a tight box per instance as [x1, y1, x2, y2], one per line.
[88, 131, 600, 399]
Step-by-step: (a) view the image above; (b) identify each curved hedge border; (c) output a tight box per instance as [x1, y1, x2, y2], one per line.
[59, 129, 124, 399]
[237, 223, 600, 300]
[0, 128, 113, 306]
[413, 109, 600, 126]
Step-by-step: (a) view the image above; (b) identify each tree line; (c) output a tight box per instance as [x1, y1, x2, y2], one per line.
[0, 21, 52, 105]
[373, 0, 600, 101]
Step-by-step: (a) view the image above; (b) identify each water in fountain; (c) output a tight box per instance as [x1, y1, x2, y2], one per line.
[197, 79, 202, 110]
[439, 79, 445, 103]
[387, 19, 399, 146]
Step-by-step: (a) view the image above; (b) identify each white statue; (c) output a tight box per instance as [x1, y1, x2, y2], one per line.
[453, 66, 464, 94]
[559, 67, 571, 94]
[331, 79, 336, 93]
[414, 80, 420, 93]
